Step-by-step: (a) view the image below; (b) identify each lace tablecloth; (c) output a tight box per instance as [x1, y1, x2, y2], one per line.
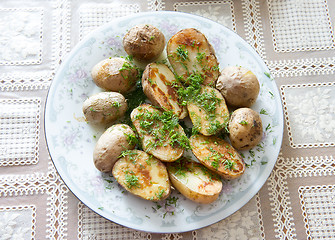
[0, 0, 334, 239]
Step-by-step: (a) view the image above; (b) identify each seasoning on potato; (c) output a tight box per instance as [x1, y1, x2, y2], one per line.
[130, 104, 189, 162]
[123, 24, 165, 62]
[82, 91, 127, 124]
[167, 28, 219, 86]
[142, 63, 188, 119]
[228, 108, 263, 150]
[187, 85, 229, 136]
[167, 157, 222, 204]
[112, 150, 171, 201]
[216, 66, 260, 107]
[93, 124, 136, 172]
[190, 134, 245, 179]
[91, 57, 138, 93]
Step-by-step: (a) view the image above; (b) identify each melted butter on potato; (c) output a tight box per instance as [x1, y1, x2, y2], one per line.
[190, 134, 245, 179]
[112, 150, 171, 201]
[167, 158, 222, 204]
[167, 28, 219, 86]
[142, 63, 187, 119]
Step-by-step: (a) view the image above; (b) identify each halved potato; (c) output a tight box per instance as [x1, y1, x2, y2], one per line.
[167, 157, 222, 204]
[190, 134, 245, 179]
[130, 104, 188, 162]
[112, 150, 171, 201]
[167, 28, 219, 86]
[187, 85, 229, 136]
[142, 63, 187, 119]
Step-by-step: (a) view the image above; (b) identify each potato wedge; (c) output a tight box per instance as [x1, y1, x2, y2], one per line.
[187, 85, 229, 136]
[167, 28, 219, 86]
[112, 150, 171, 201]
[190, 134, 245, 179]
[130, 104, 189, 162]
[167, 157, 222, 204]
[142, 63, 187, 119]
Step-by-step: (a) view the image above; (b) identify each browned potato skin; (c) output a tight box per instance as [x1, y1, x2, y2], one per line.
[82, 92, 127, 124]
[130, 104, 185, 162]
[93, 124, 136, 172]
[91, 57, 138, 93]
[167, 28, 219, 86]
[112, 150, 171, 201]
[187, 85, 229, 136]
[190, 134, 245, 179]
[229, 108, 263, 150]
[142, 63, 187, 119]
[216, 66, 260, 107]
[123, 24, 165, 62]
[167, 158, 222, 204]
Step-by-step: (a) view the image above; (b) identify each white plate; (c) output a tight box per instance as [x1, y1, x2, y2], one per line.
[45, 11, 283, 233]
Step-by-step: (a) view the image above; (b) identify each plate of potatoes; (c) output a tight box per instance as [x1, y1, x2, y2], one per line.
[45, 11, 283, 233]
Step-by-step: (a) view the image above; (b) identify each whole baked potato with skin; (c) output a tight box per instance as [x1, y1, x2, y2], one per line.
[112, 150, 171, 202]
[216, 66, 260, 107]
[91, 57, 138, 93]
[167, 158, 223, 204]
[82, 91, 127, 125]
[123, 24, 165, 62]
[142, 63, 188, 119]
[167, 28, 219, 86]
[228, 108, 263, 150]
[190, 134, 246, 180]
[93, 124, 136, 172]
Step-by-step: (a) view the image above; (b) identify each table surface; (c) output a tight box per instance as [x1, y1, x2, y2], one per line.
[1, 0, 335, 239]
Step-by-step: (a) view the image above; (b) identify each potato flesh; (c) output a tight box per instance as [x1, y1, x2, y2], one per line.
[130, 104, 185, 162]
[112, 150, 170, 201]
[167, 159, 222, 204]
[167, 28, 219, 86]
[187, 86, 229, 136]
[190, 134, 245, 179]
[142, 63, 187, 119]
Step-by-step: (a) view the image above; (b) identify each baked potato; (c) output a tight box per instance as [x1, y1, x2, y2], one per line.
[167, 157, 222, 204]
[93, 124, 136, 172]
[130, 104, 188, 162]
[91, 57, 138, 93]
[187, 85, 229, 136]
[228, 108, 263, 150]
[142, 63, 187, 119]
[190, 134, 245, 179]
[166, 28, 219, 86]
[112, 150, 171, 201]
[123, 24, 165, 62]
[216, 66, 260, 107]
[82, 91, 127, 124]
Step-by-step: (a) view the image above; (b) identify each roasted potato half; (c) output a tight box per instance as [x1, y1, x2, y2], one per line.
[91, 57, 138, 93]
[167, 28, 219, 86]
[130, 104, 188, 162]
[187, 85, 229, 136]
[190, 134, 245, 179]
[123, 24, 165, 62]
[142, 63, 187, 119]
[216, 66, 260, 107]
[167, 158, 222, 204]
[93, 124, 136, 172]
[82, 91, 127, 125]
[228, 108, 263, 150]
[112, 150, 171, 201]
